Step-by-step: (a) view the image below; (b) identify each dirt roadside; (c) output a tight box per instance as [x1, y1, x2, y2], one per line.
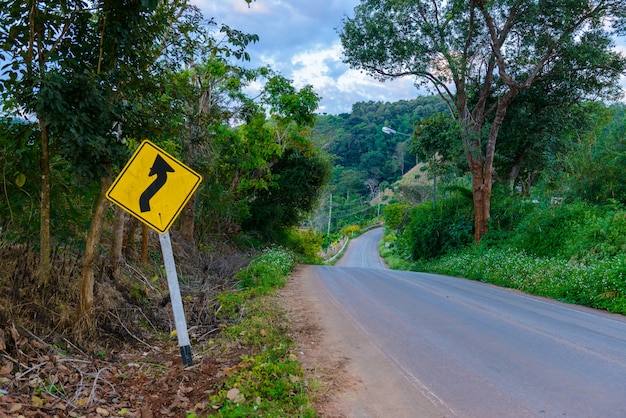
[278, 265, 445, 418]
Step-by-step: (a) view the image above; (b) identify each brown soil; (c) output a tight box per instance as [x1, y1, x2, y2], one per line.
[0, 239, 252, 417]
[278, 268, 354, 417]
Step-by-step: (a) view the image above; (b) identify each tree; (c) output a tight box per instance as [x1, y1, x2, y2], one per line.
[0, 0, 87, 286]
[492, 87, 599, 195]
[0, 0, 190, 331]
[340, 0, 626, 242]
[238, 75, 330, 235]
[162, 17, 260, 242]
[559, 103, 626, 204]
[243, 147, 331, 234]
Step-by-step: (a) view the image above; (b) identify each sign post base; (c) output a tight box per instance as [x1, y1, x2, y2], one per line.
[159, 231, 193, 367]
[180, 345, 193, 367]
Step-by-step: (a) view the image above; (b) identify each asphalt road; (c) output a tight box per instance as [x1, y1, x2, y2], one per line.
[316, 228, 626, 417]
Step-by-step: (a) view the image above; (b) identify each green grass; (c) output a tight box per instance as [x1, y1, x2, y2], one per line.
[395, 245, 626, 315]
[207, 246, 318, 417]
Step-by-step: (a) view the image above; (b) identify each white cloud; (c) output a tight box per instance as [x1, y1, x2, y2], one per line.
[190, 0, 626, 113]
[286, 43, 422, 114]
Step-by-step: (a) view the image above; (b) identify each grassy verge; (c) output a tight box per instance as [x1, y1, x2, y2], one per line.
[198, 246, 317, 418]
[380, 234, 626, 315]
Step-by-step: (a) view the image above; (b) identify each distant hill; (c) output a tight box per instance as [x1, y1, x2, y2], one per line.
[370, 161, 433, 206]
[314, 96, 448, 199]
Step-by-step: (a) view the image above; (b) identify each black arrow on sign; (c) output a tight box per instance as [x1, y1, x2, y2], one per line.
[140, 154, 175, 212]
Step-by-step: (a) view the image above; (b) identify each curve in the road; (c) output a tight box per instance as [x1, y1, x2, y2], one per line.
[318, 228, 626, 417]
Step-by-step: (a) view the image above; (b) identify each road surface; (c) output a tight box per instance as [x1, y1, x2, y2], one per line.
[303, 227, 626, 417]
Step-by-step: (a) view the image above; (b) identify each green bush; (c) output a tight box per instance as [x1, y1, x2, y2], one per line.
[400, 193, 473, 260]
[321, 232, 343, 250]
[235, 246, 295, 293]
[341, 224, 361, 237]
[274, 227, 323, 262]
[509, 201, 626, 259]
[509, 202, 585, 257]
[424, 247, 626, 315]
[481, 187, 534, 247]
[382, 203, 411, 231]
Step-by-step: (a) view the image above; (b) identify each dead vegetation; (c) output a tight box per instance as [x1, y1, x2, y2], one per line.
[0, 233, 257, 417]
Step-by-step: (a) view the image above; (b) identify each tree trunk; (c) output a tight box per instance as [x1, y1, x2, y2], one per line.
[141, 223, 149, 264]
[180, 193, 197, 243]
[76, 176, 111, 329]
[38, 119, 52, 286]
[180, 140, 198, 243]
[469, 158, 490, 243]
[466, 92, 518, 243]
[123, 216, 138, 260]
[507, 150, 525, 193]
[110, 206, 125, 279]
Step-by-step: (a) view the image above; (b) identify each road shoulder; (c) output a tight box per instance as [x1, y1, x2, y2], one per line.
[278, 265, 444, 418]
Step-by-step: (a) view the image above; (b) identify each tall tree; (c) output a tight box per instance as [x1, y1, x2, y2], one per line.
[0, 0, 96, 286]
[166, 20, 260, 242]
[340, 0, 626, 242]
[0, 0, 190, 331]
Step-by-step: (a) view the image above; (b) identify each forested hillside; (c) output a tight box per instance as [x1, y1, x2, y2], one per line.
[313, 96, 448, 199]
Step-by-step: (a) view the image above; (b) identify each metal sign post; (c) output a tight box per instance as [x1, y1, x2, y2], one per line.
[159, 231, 193, 367]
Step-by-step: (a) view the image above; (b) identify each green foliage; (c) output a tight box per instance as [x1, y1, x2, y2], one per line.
[0, 118, 40, 237]
[235, 247, 295, 294]
[382, 203, 412, 232]
[273, 228, 323, 262]
[243, 148, 331, 235]
[263, 75, 320, 128]
[479, 186, 538, 247]
[310, 192, 380, 235]
[341, 224, 361, 237]
[509, 201, 626, 260]
[493, 90, 604, 194]
[211, 246, 316, 417]
[321, 232, 343, 250]
[212, 351, 315, 417]
[410, 112, 463, 168]
[556, 104, 626, 204]
[423, 248, 626, 315]
[400, 191, 474, 260]
[315, 96, 449, 199]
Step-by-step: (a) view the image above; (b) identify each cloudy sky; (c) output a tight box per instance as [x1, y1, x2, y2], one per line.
[192, 0, 626, 116]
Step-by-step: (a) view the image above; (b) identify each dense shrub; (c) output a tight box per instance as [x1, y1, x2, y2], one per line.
[235, 246, 295, 293]
[382, 203, 411, 231]
[273, 227, 323, 262]
[341, 224, 361, 237]
[400, 192, 473, 260]
[509, 202, 587, 257]
[321, 232, 343, 250]
[509, 201, 626, 259]
[425, 248, 626, 315]
[480, 187, 535, 247]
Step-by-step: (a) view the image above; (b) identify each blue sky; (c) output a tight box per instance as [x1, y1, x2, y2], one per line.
[192, 0, 626, 116]
[192, 0, 421, 115]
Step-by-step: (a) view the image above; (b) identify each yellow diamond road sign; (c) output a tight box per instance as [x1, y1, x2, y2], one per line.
[106, 140, 202, 234]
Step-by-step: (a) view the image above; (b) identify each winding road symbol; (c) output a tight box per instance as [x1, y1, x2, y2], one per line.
[105, 140, 202, 234]
[139, 154, 175, 212]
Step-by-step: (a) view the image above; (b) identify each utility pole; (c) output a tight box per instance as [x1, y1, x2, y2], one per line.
[327, 193, 332, 235]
